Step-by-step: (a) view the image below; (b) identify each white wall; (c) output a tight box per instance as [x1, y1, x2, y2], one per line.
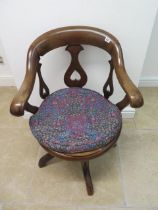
[0, 40, 15, 86]
[140, 9, 158, 87]
[0, 0, 157, 109]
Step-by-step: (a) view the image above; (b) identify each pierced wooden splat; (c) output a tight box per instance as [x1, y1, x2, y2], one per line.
[64, 44, 87, 87]
[25, 102, 38, 114]
[116, 94, 129, 111]
[37, 62, 50, 99]
[103, 59, 114, 99]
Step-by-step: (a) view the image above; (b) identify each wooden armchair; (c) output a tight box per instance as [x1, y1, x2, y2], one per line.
[10, 26, 143, 195]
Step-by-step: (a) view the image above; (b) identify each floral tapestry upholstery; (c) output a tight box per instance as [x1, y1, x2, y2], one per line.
[29, 88, 122, 153]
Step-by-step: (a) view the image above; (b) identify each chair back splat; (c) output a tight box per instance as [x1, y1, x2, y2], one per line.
[64, 44, 87, 87]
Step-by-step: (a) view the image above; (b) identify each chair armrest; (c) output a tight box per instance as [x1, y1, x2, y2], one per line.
[10, 72, 36, 116]
[115, 66, 144, 108]
[10, 44, 39, 116]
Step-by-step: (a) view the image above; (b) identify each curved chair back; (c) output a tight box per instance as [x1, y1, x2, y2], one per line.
[10, 26, 143, 119]
[27, 26, 124, 99]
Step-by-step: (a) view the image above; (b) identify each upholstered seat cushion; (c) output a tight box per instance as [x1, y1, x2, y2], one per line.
[29, 88, 122, 153]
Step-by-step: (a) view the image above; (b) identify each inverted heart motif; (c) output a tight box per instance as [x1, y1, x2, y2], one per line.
[70, 70, 81, 80]
[64, 45, 87, 87]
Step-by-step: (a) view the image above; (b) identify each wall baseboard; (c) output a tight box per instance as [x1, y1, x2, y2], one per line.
[121, 106, 135, 118]
[139, 77, 158, 87]
[0, 75, 15, 86]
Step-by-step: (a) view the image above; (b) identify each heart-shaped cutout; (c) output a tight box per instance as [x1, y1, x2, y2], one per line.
[70, 70, 81, 80]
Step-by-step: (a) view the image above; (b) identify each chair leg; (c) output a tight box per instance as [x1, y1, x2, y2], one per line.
[38, 153, 54, 168]
[81, 160, 94, 196]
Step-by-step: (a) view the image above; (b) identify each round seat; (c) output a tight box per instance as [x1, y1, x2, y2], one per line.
[29, 88, 122, 154]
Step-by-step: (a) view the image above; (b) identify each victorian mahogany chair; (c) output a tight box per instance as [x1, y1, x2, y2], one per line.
[10, 26, 143, 195]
